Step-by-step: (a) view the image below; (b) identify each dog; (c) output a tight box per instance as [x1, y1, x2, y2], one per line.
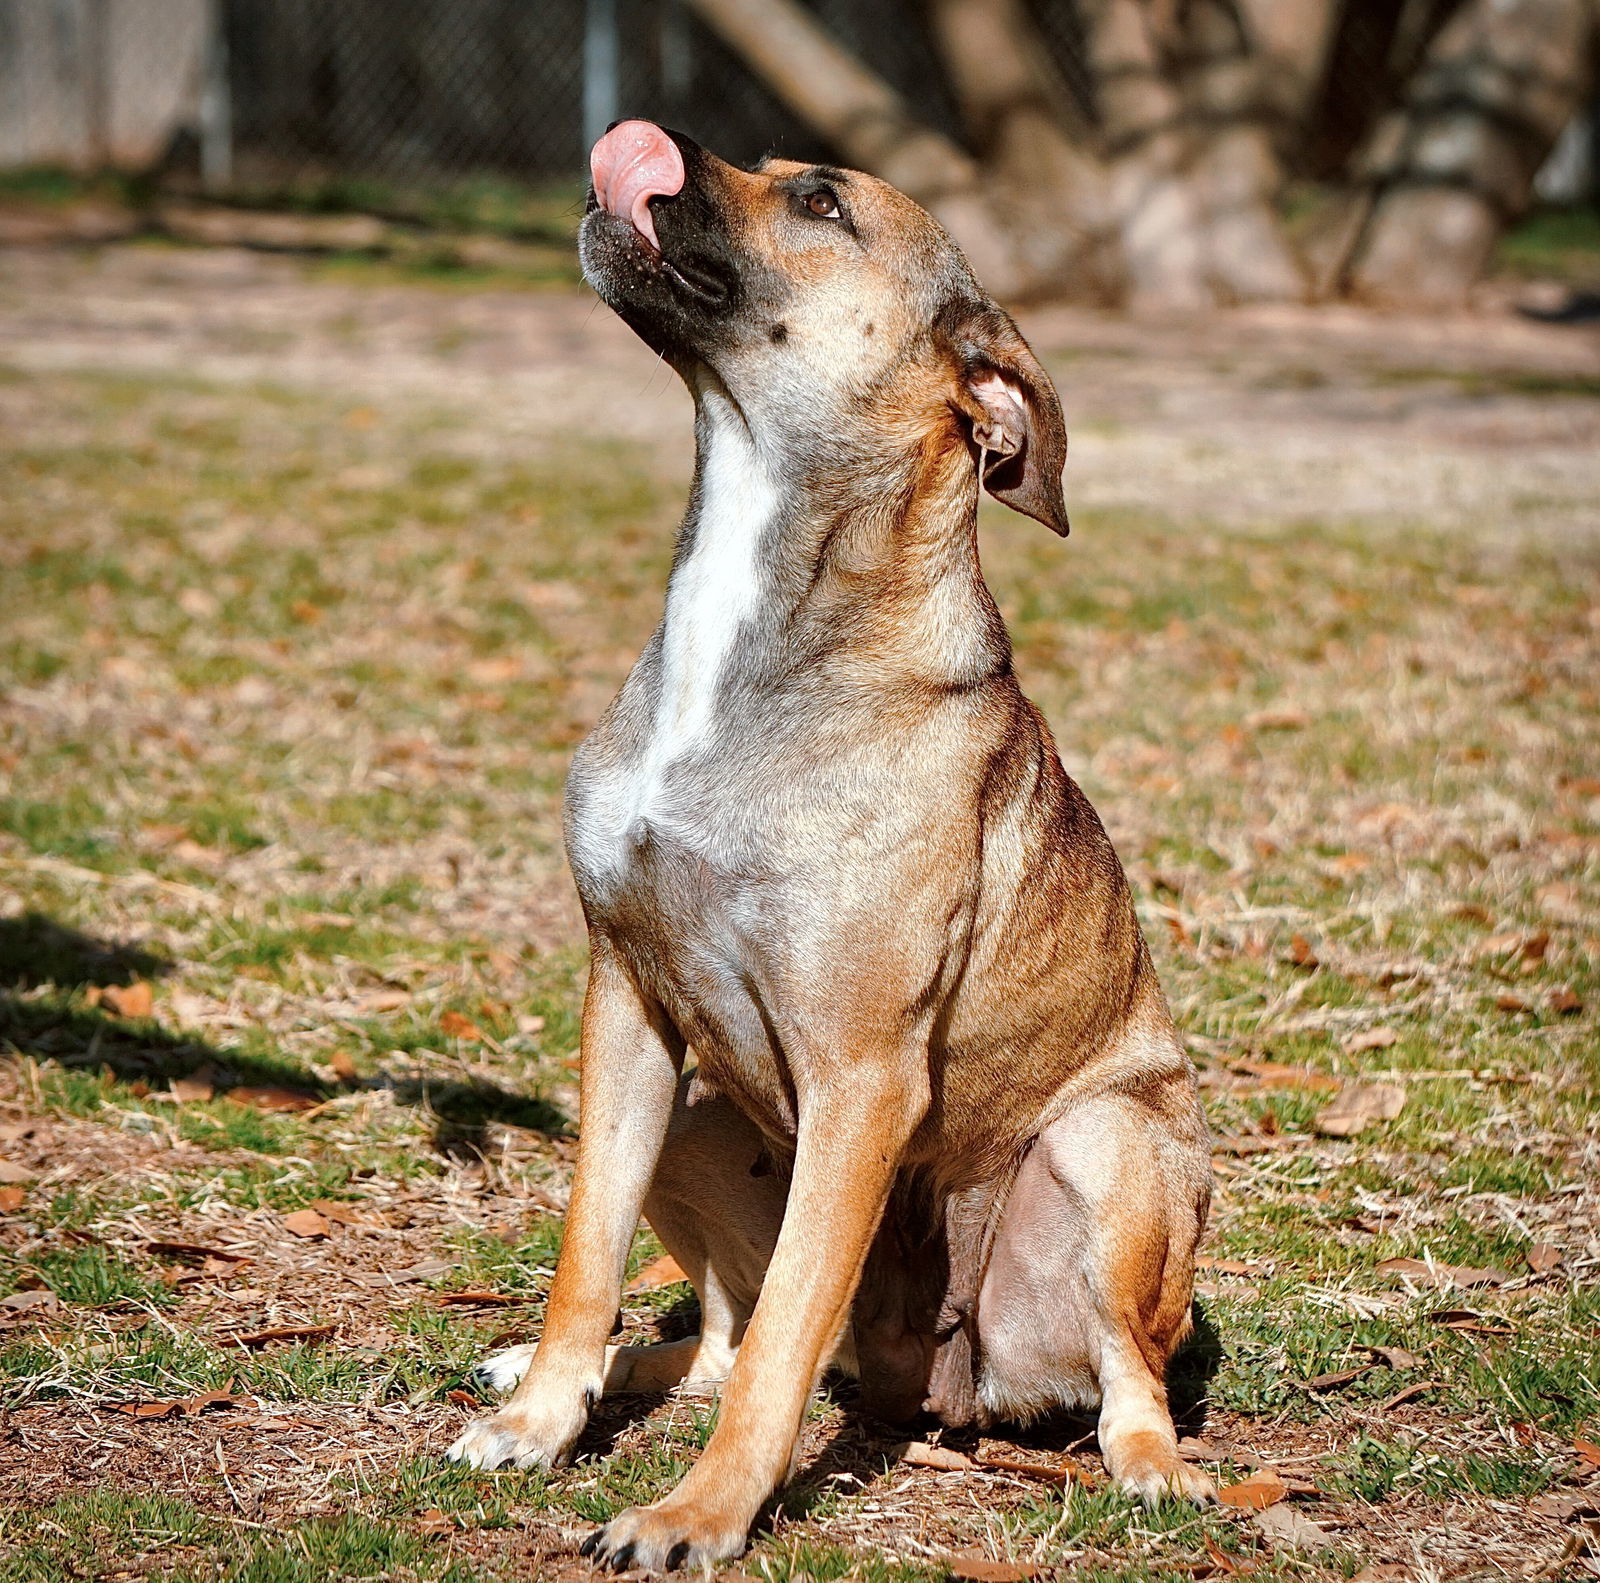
[447, 119, 1213, 1570]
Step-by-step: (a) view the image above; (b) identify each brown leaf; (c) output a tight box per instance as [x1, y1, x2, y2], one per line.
[1351, 1566, 1415, 1583]
[1549, 987, 1584, 1015]
[1304, 1364, 1373, 1391]
[0, 1186, 25, 1213]
[435, 1290, 522, 1307]
[900, 1441, 976, 1472]
[1251, 1503, 1327, 1550]
[439, 1011, 482, 1041]
[116, 1400, 182, 1419]
[100, 982, 154, 1018]
[281, 1209, 331, 1238]
[168, 1076, 214, 1102]
[0, 1162, 36, 1185]
[446, 1388, 481, 1407]
[184, 1389, 247, 1415]
[308, 1199, 382, 1227]
[975, 1455, 1075, 1485]
[1366, 1345, 1424, 1370]
[1218, 1468, 1288, 1509]
[145, 1241, 245, 1266]
[1426, 1308, 1513, 1334]
[1449, 905, 1493, 926]
[415, 1508, 456, 1536]
[1575, 1437, 1600, 1472]
[1478, 930, 1549, 962]
[1495, 993, 1532, 1013]
[1246, 708, 1310, 732]
[228, 1086, 320, 1113]
[1202, 1539, 1255, 1576]
[329, 1049, 359, 1082]
[1532, 1491, 1600, 1520]
[1377, 1257, 1511, 1290]
[224, 1323, 338, 1348]
[1227, 1061, 1339, 1093]
[946, 1553, 1036, 1582]
[625, 1253, 688, 1293]
[0, 1289, 58, 1312]
[1314, 1082, 1407, 1137]
[1378, 1380, 1439, 1411]
[1342, 1026, 1399, 1054]
[1178, 1437, 1229, 1462]
[1528, 1243, 1564, 1275]
[1286, 934, 1319, 969]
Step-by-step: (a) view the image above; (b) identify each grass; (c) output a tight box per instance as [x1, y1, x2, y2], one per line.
[0, 261, 1596, 1581]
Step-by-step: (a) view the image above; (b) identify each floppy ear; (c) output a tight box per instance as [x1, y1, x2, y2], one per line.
[942, 300, 1070, 536]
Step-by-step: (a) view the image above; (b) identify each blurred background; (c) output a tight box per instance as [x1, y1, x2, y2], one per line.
[1, 0, 1597, 309]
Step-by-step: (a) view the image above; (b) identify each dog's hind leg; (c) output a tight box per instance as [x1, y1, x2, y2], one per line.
[976, 1064, 1213, 1503]
[471, 1075, 787, 1403]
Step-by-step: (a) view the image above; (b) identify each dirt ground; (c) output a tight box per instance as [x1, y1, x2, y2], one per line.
[1, 241, 1597, 1583]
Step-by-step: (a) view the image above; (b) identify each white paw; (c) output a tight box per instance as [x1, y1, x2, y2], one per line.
[469, 1342, 537, 1395]
[445, 1391, 592, 1472]
[581, 1499, 749, 1572]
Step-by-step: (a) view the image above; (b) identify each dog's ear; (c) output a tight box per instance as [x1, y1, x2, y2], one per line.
[941, 300, 1069, 537]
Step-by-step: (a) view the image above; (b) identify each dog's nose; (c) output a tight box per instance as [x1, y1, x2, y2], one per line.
[590, 120, 686, 254]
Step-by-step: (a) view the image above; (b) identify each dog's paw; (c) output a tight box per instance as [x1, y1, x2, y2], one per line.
[445, 1392, 591, 1472]
[1108, 1440, 1216, 1506]
[469, 1342, 538, 1396]
[580, 1499, 749, 1573]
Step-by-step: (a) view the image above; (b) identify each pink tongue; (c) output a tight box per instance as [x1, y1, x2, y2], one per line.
[591, 121, 685, 253]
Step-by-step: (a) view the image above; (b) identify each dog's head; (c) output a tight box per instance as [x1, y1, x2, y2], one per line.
[580, 122, 1068, 535]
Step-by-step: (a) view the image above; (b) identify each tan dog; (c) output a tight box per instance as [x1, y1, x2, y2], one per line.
[448, 120, 1212, 1570]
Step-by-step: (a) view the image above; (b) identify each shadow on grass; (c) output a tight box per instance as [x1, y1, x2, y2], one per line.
[0, 910, 566, 1151]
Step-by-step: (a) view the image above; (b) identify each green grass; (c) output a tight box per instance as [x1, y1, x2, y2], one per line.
[0, 305, 1595, 1580]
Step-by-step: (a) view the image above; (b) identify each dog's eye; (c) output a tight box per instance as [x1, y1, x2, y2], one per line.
[805, 190, 841, 219]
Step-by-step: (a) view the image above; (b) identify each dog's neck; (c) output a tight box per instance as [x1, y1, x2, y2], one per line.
[654, 383, 1009, 739]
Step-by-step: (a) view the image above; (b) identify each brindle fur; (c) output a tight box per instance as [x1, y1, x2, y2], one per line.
[446, 126, 1213, 1571]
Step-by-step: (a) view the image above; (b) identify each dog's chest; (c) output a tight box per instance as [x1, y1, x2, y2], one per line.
[566, 411, 777, 899]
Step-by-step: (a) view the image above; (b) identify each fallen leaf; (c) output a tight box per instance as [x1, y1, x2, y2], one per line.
[1227, 1061, 1339, 1093]
[1532, 1491, 1600, 1520]
[1286, 934, 1319, 969]
[1351, 1566, 1414, 1582]
[1366, 1345, 1424, 1370]
[281, 1209, 331, 1238]
[228, 1086, 320, 1113]
[1218, 1468, 1288, 1509]
[416, 1508, 456, 1536]
[1528, 1243, 1564, 1275]
[1576, 1437, 1600, 1472]
[224, 1323, 338, 1348]
[975, 1455, 1075, 1485]
[1378, 1380, 1439, 1411]
[626, 1253, 688, 1293]
[100, 982, 154, 1018]
[1304, 1364, 1373, 1391]
[183, 1389, 247, 1415]
[1178, 1437, 1229, 1462]
[1478, 930, 1550, 962]
[0, 1162, 35, 1185]
[360, 989, 412, 1013]
[309, 1199, 382, 1227]
[946, 1553, 1036, 1582]
[446, 1388, 481, 1407]
[168, 1075, 214, 1102]
[145, 1241, 245, 1266]
[0, 1290, 58, 1312]
[355, 1259, 455, 1287]
[1496, 993, 1532, 1013]
[1426, 1308, 1513, 1334]
[1246, 708, 1310, 731]
[329, 1049, 358, 1082]
[1450, 904, 1493, 926]
[1315, 1083, 1407, 1137]
[1377, 1257, 1511, 1290]
[1251, 1503, 1326, 1550]
[1549, 987, 1584, 1015]
[1342, 1026, 1399, 1054]
[116, 1400, 182, 1419]
[900, 1441, 975, 1471]
[439, 1011, 482, 1041]
[0, 1186, 25, 1213]
[1202, 1538, 1255, 1576]
[435, 1290, 522, 1307]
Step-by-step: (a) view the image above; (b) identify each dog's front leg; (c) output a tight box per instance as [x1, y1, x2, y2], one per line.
[448, 943, 680, 1471]
[584, 1060, 925, 1571]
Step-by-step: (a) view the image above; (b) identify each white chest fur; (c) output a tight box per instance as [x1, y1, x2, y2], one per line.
[569, 399, 779, 882]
